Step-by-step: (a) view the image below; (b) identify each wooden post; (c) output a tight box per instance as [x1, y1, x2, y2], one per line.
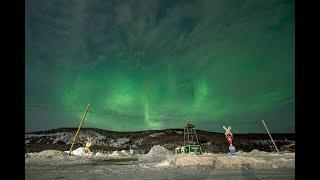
[184, 127, 186, 146]
[261, 120, 279, 153]
[68, 104, 90, 156]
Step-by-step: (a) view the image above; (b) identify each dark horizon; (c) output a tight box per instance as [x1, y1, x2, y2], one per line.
[25, 126, 295, 135]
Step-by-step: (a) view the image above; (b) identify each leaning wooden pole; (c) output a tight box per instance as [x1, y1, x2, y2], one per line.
[261, 120, 279, 153]
[68, 104, 90, 156]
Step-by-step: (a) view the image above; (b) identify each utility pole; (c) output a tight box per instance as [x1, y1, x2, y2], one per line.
[68, 104, 90, 156]
[261, 120, 279, 153]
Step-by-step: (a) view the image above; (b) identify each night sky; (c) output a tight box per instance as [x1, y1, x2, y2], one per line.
[25, 0, 294, 133]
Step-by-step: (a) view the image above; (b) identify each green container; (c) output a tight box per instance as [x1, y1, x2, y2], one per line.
[185, 145, 202, 155]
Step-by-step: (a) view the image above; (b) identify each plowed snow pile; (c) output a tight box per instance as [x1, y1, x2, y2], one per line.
[64, 147, 94, 157]
[94, 152, 106, 157]
[94, 150, 132, 158]
[154, 149, 295, 169]
[34, 150, 67, 157]
[139, 145, 173, 163]
[109, 150, 131, 157]
[25, 150, 90, 165]
[147, 145, 173, 156]
[156, 153, 216, 167]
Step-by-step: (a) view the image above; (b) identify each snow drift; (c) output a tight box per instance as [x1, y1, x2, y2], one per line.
[25, 150, 89, 165]
[64, 147, 94, 157]
[146, 145, 173, 156]
[154, 149, 295, 169]
[139, 145, 173, 163]
[25, 147, 294, 170]
[109, 150, 131, 158]
[33, 150, 67, 157]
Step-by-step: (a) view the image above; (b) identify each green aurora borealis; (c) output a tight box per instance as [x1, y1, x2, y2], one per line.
[25, 0, 294, 133]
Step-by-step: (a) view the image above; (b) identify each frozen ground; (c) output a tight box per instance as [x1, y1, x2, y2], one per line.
[25, 146, 294, 180]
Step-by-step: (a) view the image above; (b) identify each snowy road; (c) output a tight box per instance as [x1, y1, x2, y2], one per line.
[26, 163, 294, 180]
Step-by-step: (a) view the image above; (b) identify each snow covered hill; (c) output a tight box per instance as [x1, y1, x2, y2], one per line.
[25, 128, 295, 153]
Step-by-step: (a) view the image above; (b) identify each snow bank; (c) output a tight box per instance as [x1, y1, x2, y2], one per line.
[140, 145, 173, 163]
[65, 147, 84, 156]
[148, 147, 295, 169]
[26, 148, 294, 170]
[64, 147, 94, 157]
[94, 152, 106, 157]
[25, 150, 90, 165]
[147, 145, 173, 156]
[93, 150, 132, 159]
[214, 155, 268, 169]
[109, 150, 130, 158]
[152, 149, 294, 169]
[156, 153, 215, 167]
[213, 151, 294, 169]
[33, 150, 67, 157]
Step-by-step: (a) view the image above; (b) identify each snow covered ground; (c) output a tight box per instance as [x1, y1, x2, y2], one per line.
[25, 146, 294, 179]
[152, 150, 294, 169]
